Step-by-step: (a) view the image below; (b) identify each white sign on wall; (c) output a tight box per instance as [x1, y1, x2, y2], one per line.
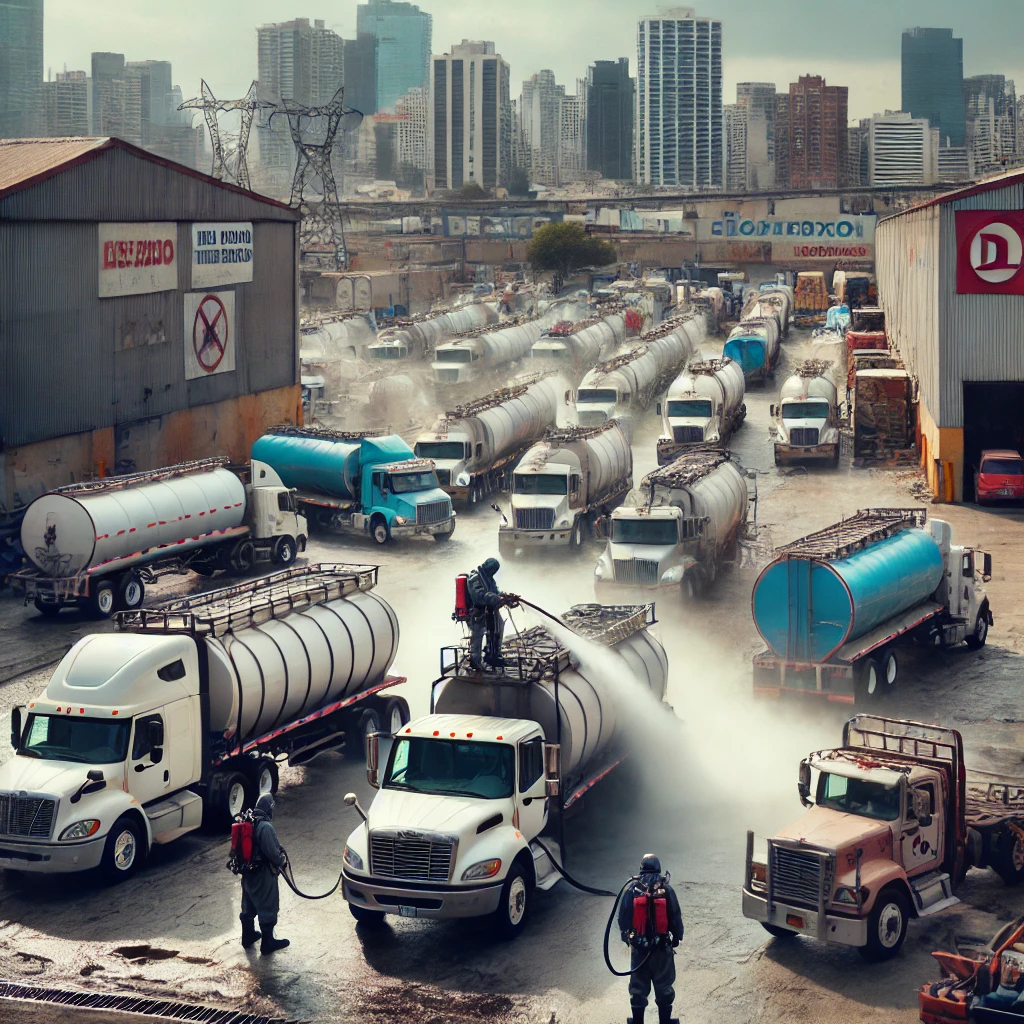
[191, 222, 254, 287]
[98, 223, 178, 297]
[184, 290, 236, 380]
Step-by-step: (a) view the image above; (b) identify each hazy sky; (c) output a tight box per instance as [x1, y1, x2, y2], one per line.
[44, 0, 1024, 123]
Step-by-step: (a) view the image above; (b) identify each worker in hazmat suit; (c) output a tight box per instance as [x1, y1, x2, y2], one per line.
[617, 854, 684, 1024]
[240, 794, 291, 955]
[465, 557, 518, 671]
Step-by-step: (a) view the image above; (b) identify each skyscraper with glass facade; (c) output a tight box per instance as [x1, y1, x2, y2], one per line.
[902, 27, 965, 147]
[357, 0, 432, 112]
[0, 0, 44, 138]
[586, 59, 634, 181]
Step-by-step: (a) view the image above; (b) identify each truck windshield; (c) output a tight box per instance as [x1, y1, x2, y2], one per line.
[783, 401, 830, 419]
[514, 473, 567, 495]
[436, 349, 472, 363]
[577, 389, 617, 403]
[19, 713, 130, 765]
[384, 738, 514, 799]
[415, 442, 466, 460]
[370, 346, 405, 360]
[817, 771, 901, 821]
[667, 400, 713, 417]
[611, 519, 678, 544]
[390, 470, 439, 493]
[982, 458, 1024, 475]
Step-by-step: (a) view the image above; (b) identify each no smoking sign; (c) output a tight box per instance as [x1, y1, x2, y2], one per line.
[184, 290, 236, 380]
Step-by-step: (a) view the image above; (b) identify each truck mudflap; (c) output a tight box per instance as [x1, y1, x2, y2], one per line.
[741, 887, 868, 945]
[342, 870, 504, 919]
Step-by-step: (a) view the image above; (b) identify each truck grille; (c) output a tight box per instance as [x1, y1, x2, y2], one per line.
[577, 410, 608, 427]
[613, 559, 660, 585]
[434, 469, 451, 487]
[435, 368, 461, 383]
[417, 500, 452, 525]
[789, 428, 820, 446]
[770, 845, 832, 908]
[673, 425, 704, 443]
[515, 508, 555, 531]
[370, 831, 456, 883]
[0, 793, 56, 839]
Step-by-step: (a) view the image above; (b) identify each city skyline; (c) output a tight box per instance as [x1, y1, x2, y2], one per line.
[39, 0, 1024, 125]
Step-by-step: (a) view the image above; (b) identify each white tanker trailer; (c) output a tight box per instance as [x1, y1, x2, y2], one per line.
[596, 446, 749, 599]
[530, 312, 626, 381]
[0, 565, 407, 881]
[771, 358, 842, 467]
[432, 314, 550, 384]
[657, 358, 747, 464]
[499, 421, 632, 555]
[300, 313, 378, 363]
[746, 287, 792, 337]
[572, 314, 705, 438]
[10, 458, 308, 619]
[367, 302, 496, 362]
[342, 602, 669, 937]
[414, 375, 559, 503]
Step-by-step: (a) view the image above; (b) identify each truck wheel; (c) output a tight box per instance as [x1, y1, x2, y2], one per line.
[681, 571, 703, 602]
[384, 698, 409, 735]
[761, 923, 797, 940]
[217, 771, 253, 825]
[230, 540, 255, 573]
[855, 657, 884, 704]
[101, 815, 144, 883]
[116, 572, 145, 611]
[492, 861, 532, 939]
[88, 579, 117, 619]
[859, 886, 910, 961]
[570, 518, 585, 551]
[347, 708, 382, 759]
[246, 757, 279, 799]
[995, 830, 1024, 885]
[273, 536, 298, 566]
[33, 597, 62, 618]
[433, 523, 454, 543]
[370, 516, 390, 545]
[966, 610, 989, 650]
[349, 903, 387, 927]
[881, 650, 899, 693]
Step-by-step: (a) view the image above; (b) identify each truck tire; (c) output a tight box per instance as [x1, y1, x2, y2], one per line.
[347, 708, 382, 759]
[245, 757, 279, 799]
[384, 698, 409, 735]
[492, 860, 532, 939]
[830, 447, 840, 469]
[349, 903, 387, 927]
[229, 540, 255, 573]
[87, 579, 117, 620]
[116, 572, 145, 612]
[216, 771, 253, 826]
[33, 596, 62, 618]
[273, 536, 298, 566]
[100, 815, 145, 883]
[433, 522, 454, 543]
[881, 649, 899, 693]
[995, 830, 1024, 885]
[570, 518, 585, 552]
[855, 657, 884, 704]
[370, 516, 390, 545]
[681, 570, 703, 602]
[966, 609, 989, 650]
[859, 886, 910, 961]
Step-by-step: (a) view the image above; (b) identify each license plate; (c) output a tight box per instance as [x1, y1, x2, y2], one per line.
[786, 914, 804, 928]
[1000, 489, 1015, 496]
[399, 905, 418, 918]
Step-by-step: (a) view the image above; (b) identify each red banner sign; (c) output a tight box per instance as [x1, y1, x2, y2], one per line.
[956, 210, 1024, 294]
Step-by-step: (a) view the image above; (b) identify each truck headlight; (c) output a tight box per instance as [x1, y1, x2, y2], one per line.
[750, 862, 767, 892]
[394, 515, 411, 526]
[59, 820, 101, 841]
[833, 886, 869, 905]
[344, 844, 364, 871]
[660, 566, 683, 584]
[595, 561, 607, 580]
[462, 858, 502, 880]
[456, 472, 471, 487]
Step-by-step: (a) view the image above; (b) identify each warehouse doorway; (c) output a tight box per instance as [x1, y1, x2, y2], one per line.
[962, 382, 1024, 501]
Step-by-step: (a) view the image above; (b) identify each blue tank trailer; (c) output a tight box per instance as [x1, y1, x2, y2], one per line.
[751, 509, 992, 704]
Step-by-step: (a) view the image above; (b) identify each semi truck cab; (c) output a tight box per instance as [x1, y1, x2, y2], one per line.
[575, 387, 620, 426]
[413, 438, 474, 499]
[500, 463, 580, 551]
[661, 397, 718, 446]
[359, 460, 454, 542]
[432, 342, 480, 383]
[771, 395, 840, 465]
[595, 505, 706, 592]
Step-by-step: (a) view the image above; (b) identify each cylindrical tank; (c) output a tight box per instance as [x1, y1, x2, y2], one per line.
[251, 432, 364, 499]
[368, 375, 419, 425]
[471, 377, 559, 467]
[203, 588, 399, 744]
[301, 314, 376, 361]
[724, 315, 781, 380]
[667, 359, 746, 422]
[752, 528, 944, 663]
[21, 464, 247, 578]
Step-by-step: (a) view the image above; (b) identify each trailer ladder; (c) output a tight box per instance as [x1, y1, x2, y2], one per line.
[777, 508, 926, 561]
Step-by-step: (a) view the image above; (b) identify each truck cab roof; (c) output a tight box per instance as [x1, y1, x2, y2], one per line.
[612, 505, 678, 519]
[400, 715, 541, 745]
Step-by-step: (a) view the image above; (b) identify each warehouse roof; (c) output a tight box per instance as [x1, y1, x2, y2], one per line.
[893, 166, 1024, 216]
[0, 136, 296, 213]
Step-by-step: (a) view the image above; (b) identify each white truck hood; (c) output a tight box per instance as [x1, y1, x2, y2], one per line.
[0, 755, 122, 798]
[367, 786, 511, 834]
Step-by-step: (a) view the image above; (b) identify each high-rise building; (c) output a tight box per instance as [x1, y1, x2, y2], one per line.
[786, 75, 848, 190]
[396, 84, 428, 177]
[357, 0, 431, 111]
[736, 82, 775, 189]
[91, 52, 142, 145]
[724, 104, 747, 191]
[846, 119, 871, 187]
[902, 28, 965, 147]
[964, 74, 1017, 172]
[937, 141, 972, 182]
[430, 40, 510, 192]
[558, 90, 585, 183]
[126, 59, 173, 139]
[868, 110, 936, 186]
[774, 93, 790, 187]
[585, 59, 633, 182]
[636, 9, 723, 188]
[0, 0, 43, 138]
[520, 70, 564, 185]
[43, 71, 92, 137]
[343, 33, 378, 116]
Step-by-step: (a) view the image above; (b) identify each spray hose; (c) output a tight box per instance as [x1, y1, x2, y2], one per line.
[277, 848, 345, 900]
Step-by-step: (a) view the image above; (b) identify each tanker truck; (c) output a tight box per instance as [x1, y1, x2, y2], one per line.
[594, 447, 748, 599]
[300, 312, 377, 363]
[656, 358, 746, 465]
[414, 374, 559, 504]
[367, 302, 496, 362]
[743, 287, 792, 338]
[341, 602, 669, 938]
[572, 314, 705, 439]
[498, 421, 632, 555]
[530, 312, 625, 381]
[751, 509, 993, 704]
[0, 565, 406, 881]
[9, 458, 308, 619]
[771, 359, 842, 467]
[432, 314, 551, 385]
[724, 313, 782, 384]
[252, 426, 455, 545]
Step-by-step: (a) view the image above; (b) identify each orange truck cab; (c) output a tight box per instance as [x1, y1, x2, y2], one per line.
[743, 716, 1024, 962]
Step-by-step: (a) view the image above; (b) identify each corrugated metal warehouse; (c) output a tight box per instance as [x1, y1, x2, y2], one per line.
[0, 137, 301, 510]
[877, 170, 1024, 501]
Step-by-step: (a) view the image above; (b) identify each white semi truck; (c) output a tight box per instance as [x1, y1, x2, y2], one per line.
[529, 312, 626, 381]
[0, 565, 405, 882]
[432, 312, 560, 384]
[367, 302, 496, 362]
[771, 359, 842, 467]
[656, 358, 746, 465]
[341, 602, 668, 937]
[498, 421, 633, 555]
[595, 447, 749, 599]
[10, 458, 308, 619]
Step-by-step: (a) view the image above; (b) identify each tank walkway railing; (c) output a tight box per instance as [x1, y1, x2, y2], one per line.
[266, 423, 383, 442]
[444, 371, 555, 420]
[52, 457, 231, 495]
[777, 508, 927, 561]
[117, 563, 378, 636]
[643, 445, 731, 489]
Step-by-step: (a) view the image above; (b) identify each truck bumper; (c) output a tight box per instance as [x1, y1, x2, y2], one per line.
[742, 887, 867, 945]
[389, 518, 456, 539]
[0, 835, 105, 873]
[342, 870, 504, 919]
[775, 443, 838, 465]
[498, 526, 572, 552]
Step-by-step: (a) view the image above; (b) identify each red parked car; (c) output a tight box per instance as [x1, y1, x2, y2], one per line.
[975, 449, 1024, 503]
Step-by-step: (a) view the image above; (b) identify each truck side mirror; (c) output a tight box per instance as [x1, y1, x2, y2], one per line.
[544, 742, 561, 798]
[656, 403, 662, 416]
[366, 732, 380, 789]
[798, 759, 812, 807]
[10, 706, 23, 751]
[770, 405, 777, 417]
[983, 552, 993, 580]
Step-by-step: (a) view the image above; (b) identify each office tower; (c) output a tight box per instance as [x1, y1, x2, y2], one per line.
[343, 34, 378, 115]
[868, 110, 936, 186]
[126, 59, 173, 141]
[520, 70, 564, 186]
[586, 58, 634, 181]
[0, 0, 44, 137]
[357, 0, 431, 111]
[558, 91, 585, 183]
[902, 28, 965, 146]
[774, 93, 790, 187]
[396, 85, 428, 174]
[964, 74, 1017, 171]
[786, 75, 848, 189]
[736, 82, 775, 188]
[636, 9, 723, 187]
[43, 71, 92, 137]
[724, 104, 747, 191]
[91, 52, 142, 145]
[430, 40, 510, 192]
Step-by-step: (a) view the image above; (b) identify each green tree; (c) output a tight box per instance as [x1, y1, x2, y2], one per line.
[526, 222, 617, 277]
[459, 181, 488, 199]
[506, 165, 531, 197]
